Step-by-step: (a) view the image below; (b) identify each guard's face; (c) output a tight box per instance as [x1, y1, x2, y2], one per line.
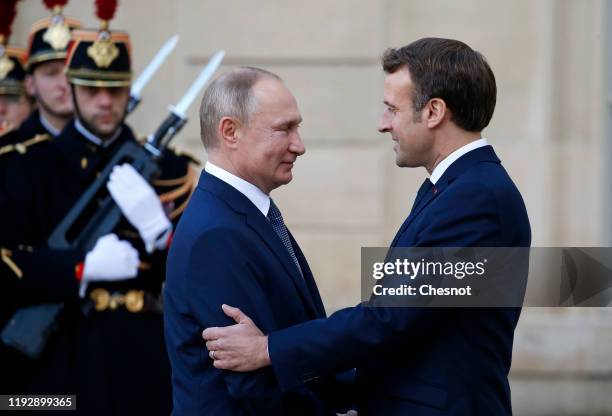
[0, 94, 32, 128]
[235, 78, 305, 194]
[378, 67, 431, 168]
[74, 85, 128, 139]
[26, 60, 73, 117]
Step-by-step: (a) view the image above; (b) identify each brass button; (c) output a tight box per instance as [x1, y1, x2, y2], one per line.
[90, 288, 110, 311]
[125, 290, 144, 313]
[81, 157, 88, 169]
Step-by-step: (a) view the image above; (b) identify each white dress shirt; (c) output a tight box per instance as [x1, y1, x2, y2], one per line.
[429, 138, 489, 185]
[39, 113, 61, 137]
[204, 162, 271, 216]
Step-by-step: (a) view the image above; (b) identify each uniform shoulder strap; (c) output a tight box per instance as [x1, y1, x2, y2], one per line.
[0, 134, 51, 157]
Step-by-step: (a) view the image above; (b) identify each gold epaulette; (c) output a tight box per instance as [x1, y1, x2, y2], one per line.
[0, 134, 51, 157]
[155, 165, 198, 220]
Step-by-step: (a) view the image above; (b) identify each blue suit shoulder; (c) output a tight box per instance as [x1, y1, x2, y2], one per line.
[411, 147, 531, 247]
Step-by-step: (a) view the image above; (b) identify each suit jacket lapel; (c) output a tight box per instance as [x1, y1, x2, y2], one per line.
[390, 190, 439, 248]
[390, 146, 501, 248]
[288, 230, 325, 318]
[245, 212, 319, 317]
[390, 179, 433, 248]
[197, 171, 319, 317]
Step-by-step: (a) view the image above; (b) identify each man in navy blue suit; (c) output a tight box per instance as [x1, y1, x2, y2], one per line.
[164, 67, 347, 415]
[203, 38, 531, 415]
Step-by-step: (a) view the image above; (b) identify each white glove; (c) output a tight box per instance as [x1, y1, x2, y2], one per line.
[107, 163, 172, 253]
[80, 234, 140, 298]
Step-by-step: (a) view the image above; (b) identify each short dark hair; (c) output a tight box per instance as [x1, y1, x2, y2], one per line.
[382, 37, 496, 132]
[199, 67, 280, 150]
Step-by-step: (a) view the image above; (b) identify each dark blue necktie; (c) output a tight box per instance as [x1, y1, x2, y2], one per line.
[267, 199, 303, 276]
[390, 178, 435, 249]
[411, 178, 434, 215]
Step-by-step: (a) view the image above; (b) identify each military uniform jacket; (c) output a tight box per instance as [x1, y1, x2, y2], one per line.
[10, 119, 195, 296]
[18, 109, 53, 140]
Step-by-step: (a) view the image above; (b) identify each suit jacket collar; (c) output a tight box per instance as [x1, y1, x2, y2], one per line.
[391, 145, 501, 247]
[197, 170, 254, 215]
[435, 145, 500, 188]
[204, 162, 270, 216]
[197, 171, 321, 317]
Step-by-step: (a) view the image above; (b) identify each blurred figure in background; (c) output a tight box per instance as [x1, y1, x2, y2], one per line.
[20, 0, 82, 139]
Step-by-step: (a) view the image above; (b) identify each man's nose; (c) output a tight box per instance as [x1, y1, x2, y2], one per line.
[289, 131, 306, 156]
[96, 88, 113, 107]
[58, 74, 70, 91]
[378, 114, 391, 133]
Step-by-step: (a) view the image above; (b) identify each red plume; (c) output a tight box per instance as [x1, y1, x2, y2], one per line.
[42, 0, 69, 10]
[0, 0, 19, 41]
[95, 0, 118, 21]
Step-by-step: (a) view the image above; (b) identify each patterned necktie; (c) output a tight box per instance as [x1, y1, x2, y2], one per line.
[267, 199, 303, 276]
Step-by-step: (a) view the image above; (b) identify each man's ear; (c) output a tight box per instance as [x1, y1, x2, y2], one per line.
[25, 74, 36, 97]
[218, 116, 240, 149]
[425, 98, 446, 129]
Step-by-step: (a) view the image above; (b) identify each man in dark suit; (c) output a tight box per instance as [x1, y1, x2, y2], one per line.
[164, 67, 345, 415]
[202, 38, 531, 415]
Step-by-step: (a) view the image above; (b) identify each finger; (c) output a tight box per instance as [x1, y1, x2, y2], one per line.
[210, 349, 230, 361]
[100, 233, 118, 243]
[116, 240, 131, 250]
[212, 358, 235, 371]
[121, 163, 137, 175]
[111, 165, 129, 180]
[206, 340, 221, 351]
[122, 164, 145, 183]
[114, 165, 135, 184]
[97, 234, 116, 247]
[202, 327, 221, 341]
[106, 179, 118, 194]
[107, 179, 129, 197]
[221, 304, 248, 324]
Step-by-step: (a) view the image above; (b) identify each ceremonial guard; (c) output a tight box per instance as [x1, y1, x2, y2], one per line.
[19, 0, 82, 139]
[1, 1, 198, 412]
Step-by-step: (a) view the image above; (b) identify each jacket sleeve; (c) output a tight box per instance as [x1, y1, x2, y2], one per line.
[0, 246, 83, 305]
